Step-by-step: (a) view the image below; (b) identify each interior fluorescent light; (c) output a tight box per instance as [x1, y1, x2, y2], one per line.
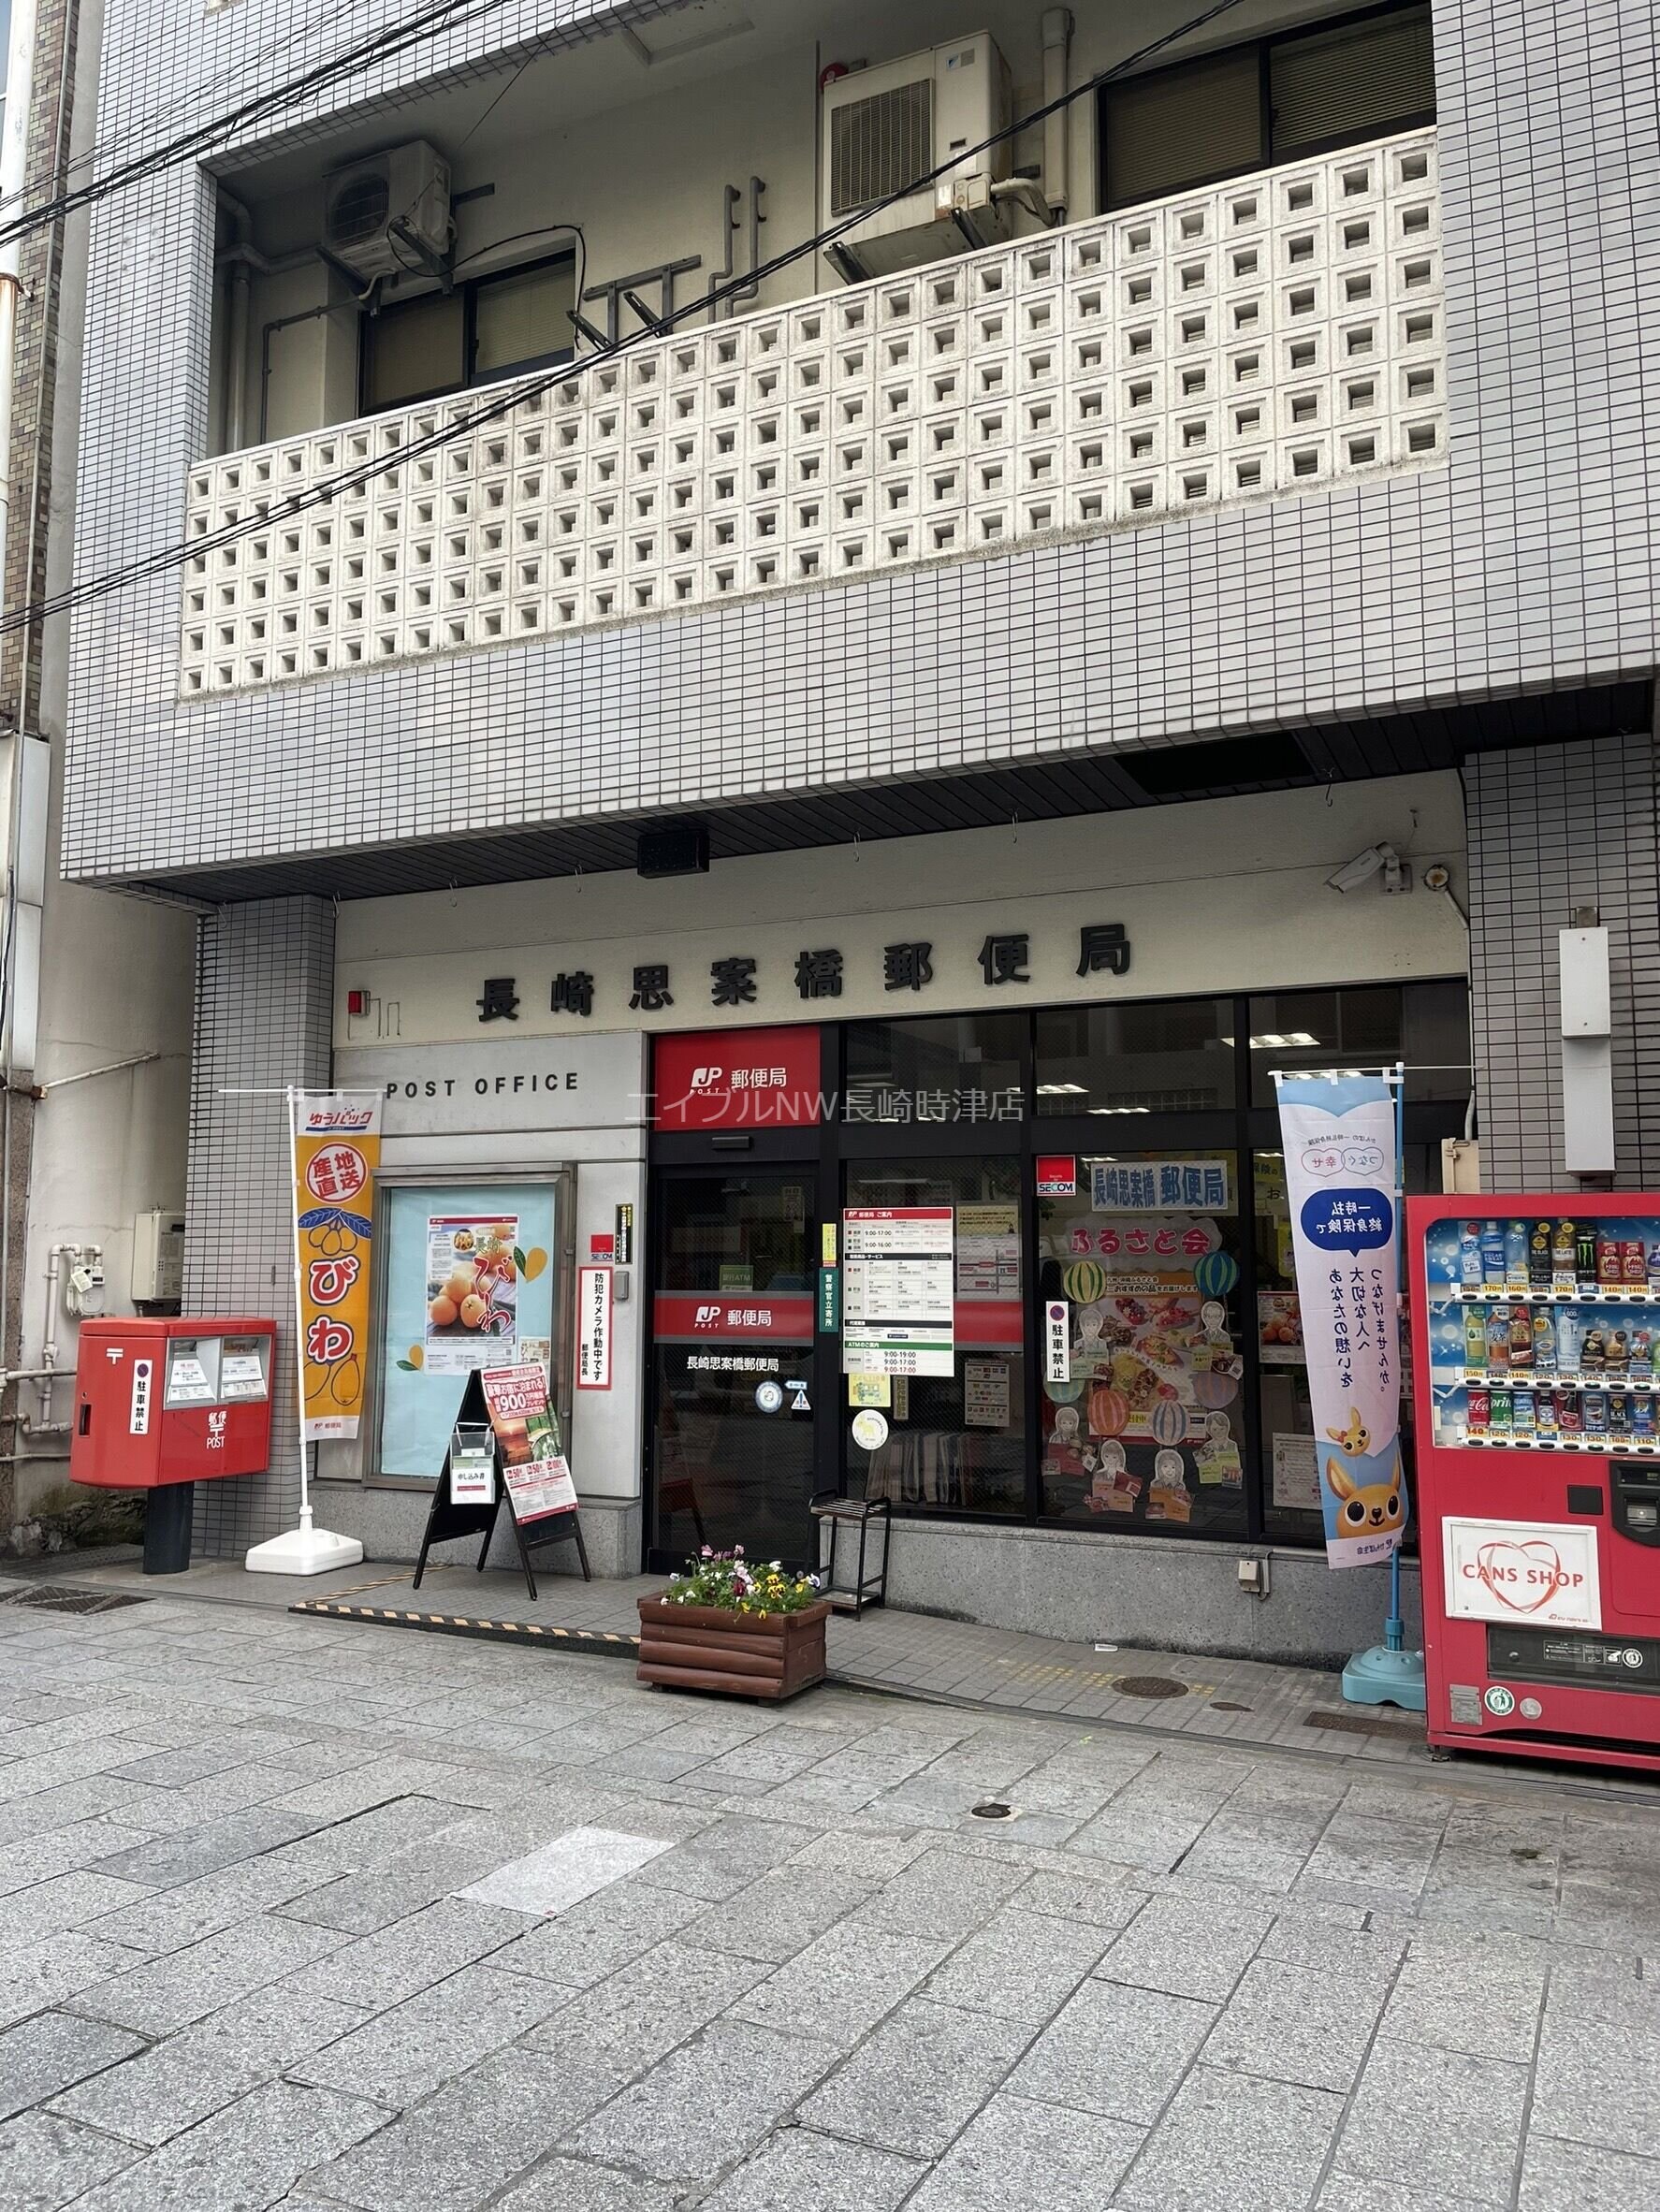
[1088, 1105, 1152, 1114]
[1035, 1082, 1087, 1095]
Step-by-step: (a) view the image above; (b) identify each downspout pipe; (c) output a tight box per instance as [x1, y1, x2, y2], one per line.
[0, 0, 41, 589]
[1041, 7, 1072, 220]
[217, 191, 269, 452]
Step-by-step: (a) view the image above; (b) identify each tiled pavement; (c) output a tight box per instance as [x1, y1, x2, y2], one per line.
[16, 1552, 1426, 1764]
[3, 1569, 1660, 2207]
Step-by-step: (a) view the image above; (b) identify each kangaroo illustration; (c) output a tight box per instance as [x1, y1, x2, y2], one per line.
[1325, 1407, 1372, 1454]
[1326, 1458, 1404, 1535]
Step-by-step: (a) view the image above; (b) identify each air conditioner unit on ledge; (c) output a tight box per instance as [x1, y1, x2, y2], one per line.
[324, 139, 451, 282]
[821, 34, 1042, 282]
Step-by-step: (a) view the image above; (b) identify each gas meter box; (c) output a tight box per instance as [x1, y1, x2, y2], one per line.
[71, 1317, 276, 1490]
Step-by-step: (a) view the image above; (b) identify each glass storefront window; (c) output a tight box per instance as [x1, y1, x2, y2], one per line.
[1246, 982, 1471, 1104]
[376, 1182, 561, 1478]
[1037, 1151, 1247, 1534]
[1035, 997, 1235, 1114]
[843, 1012, 1025, 1127]
[843, 1156, 1026, 1517]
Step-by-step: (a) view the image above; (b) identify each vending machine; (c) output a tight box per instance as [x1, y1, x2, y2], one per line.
[1408, 1192, 1660, 1774]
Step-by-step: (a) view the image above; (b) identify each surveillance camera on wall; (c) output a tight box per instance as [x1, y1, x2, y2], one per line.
[1327, 842, 1410, 895]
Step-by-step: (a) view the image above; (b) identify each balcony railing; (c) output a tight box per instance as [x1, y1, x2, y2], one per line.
[181, 126, 1443, 696]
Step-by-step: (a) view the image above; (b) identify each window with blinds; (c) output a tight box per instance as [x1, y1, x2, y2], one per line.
[1100, 3, 1434, 212]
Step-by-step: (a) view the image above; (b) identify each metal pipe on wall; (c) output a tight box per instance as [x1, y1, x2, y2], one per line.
[1041, 7, 1073, 218]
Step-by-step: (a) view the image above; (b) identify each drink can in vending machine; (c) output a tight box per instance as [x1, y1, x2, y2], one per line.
[1632, 1328, 1653, 1379]
[1582, 1389, 1610, 1439]
[1577, 1227, 1600, 1288]
[1480, 1223, 1507, 1289]
[1511, 1388, 1536, 1437]
[1532, 1311, 1558, 1373]
[1459, 1223, 1483, 1287]
[1648, 1239, 1660, 1294]
[1487, 1306, 1512, 1369]
[1490, 1389, 1513, 1434]
[1624, 1240, 1649, 1285]
[1463, 1308, 1488, 1371]
[1528, 1222, 1553, 1289]
[1508, 1309, 1534, 1368]
[1536, 1390, 1559, 1440]
[1557, 1309, 1586, 1372]
[1556, 1388, 1583, 1435]
[1633, 1394, 1655, 1442]
[1466, 1387, 1490, 1435]
[1505, 1220, 1530, 1290]
[1598, 1234, 1624, 1288]
[1609, 1391, 1632, 1438]
[1552, 1220, 1578, 1291]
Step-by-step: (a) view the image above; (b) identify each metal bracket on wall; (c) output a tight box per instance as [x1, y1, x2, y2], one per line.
[580, 255, 705, 344]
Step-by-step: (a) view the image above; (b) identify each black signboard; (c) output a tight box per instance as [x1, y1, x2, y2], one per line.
[413, 1372, 590, 1600]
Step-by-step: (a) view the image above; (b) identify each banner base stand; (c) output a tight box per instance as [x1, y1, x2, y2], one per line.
[1342, 1642, 1427, 1711]
[246, 1505, 364, 1577]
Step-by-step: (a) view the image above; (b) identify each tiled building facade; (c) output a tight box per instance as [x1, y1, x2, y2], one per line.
[60, 0, 1660, 1658]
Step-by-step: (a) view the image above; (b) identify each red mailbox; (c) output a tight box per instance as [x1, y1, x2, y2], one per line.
[72, 1317, 276, 1490]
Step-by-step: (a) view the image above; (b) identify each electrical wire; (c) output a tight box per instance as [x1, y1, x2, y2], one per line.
[0, 0, 1252, 643]
[0, 0, 529, 247]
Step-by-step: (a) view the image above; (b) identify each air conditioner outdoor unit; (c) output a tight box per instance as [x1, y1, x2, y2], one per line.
[323, 139, 451, 281]
[820, 34, 1025, 282]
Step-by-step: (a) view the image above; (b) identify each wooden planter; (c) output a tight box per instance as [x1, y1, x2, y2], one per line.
[636, 1594, 831, 1702]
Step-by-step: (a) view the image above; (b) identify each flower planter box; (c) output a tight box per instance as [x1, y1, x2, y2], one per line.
[636, 1594, 831, 1702]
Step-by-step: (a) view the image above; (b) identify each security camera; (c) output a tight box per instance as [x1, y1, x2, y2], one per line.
[1327, 842, 1409, 895]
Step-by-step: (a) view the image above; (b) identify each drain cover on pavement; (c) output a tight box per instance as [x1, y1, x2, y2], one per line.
[0, 1585, 152, 1614]
[1303, 1707, 1424, 1743]
[1114, 1675, 1189, 1701]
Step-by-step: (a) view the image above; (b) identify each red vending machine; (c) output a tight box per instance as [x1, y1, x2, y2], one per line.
[1408, 1193, 1660, 1774]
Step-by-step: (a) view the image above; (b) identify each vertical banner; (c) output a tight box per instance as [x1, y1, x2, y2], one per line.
[293, 1091, 382, 1439]
[1274, 1073, 1405, 1568]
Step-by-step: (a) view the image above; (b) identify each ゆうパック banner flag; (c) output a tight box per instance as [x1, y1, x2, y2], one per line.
[292, 1091, 382, 1440]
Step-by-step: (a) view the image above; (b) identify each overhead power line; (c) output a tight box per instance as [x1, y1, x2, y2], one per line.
[4, 0, 1250, 645]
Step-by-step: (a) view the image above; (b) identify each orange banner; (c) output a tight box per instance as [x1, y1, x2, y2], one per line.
[292, 1091, 382, 1440]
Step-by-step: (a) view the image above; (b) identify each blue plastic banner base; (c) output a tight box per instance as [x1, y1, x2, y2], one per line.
[1342, 1642, 1427, 1712]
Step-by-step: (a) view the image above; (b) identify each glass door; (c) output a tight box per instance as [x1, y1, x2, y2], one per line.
[648, 1169, 819, 1570]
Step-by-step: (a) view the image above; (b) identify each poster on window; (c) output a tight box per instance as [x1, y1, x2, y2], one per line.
[293, 1089, 382, 1441]
[424, 1215, 519, 1374]
[1274, 1072, 1405, 1568]
[842, 1207, 955, 1377]
[481, 1362, 576, 1522]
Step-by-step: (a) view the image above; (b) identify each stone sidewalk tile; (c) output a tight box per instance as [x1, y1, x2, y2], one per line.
[631, 1814, 812, 1904]
[305, 2048, 601, 2212]
[289, 1958, 570, 2110]
[490, 1879, 704, 1990]
[0, 2109, 141, 2205]
[89, 1807, 320, 1887]
[0, 1933, 140, 2032]
[1007, 1979, 1216, 2126]
[1317, 2173, 1494, 2211]
[729, 1924, 952, 2050]
[0, 1820, 156, 1901]
[709, 1864, 873, 1965]
[1518, 2134, 1660, 2211]
[68, 2081, 389, 2212]
[906, 2090, 1143, 2211]
[561, 2020, 840, 2185]
[284, 1896, 532, 2013]
[1114, 2064, 1343, 2212]
[696, 2127, 925, 2211]
[1094, 1889, 1274, 2003]
[922, 1905, 1112, 2023]
[520, 1938, 762, 2081]
[1380, 1944, 1548, 2063]
[0, 1872, 153, 1949]
[491, 2157, 683, 2210]
[85, 1848, 352, 1957]
[51, 1987, 364, 2147]
[1203, 1954, 1393, 2093]
[850, 1843, 1032, 1940]
[1336, 2038, 1530, 2205]
[1530, 1974, 1660, 2157]
[795, 1998, 1029, 2161]
[1013, 1865, 1150, 1930]
[67, 1912, 346, 2037]
[0, 2010, 144, 2124]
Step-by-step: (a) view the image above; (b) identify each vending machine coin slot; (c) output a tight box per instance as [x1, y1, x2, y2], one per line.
[1610, 1459, 1660, 1549]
